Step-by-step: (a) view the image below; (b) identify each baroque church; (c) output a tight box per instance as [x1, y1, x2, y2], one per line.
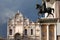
[7, 11, 41, 40]
[7, 0, 60, 40]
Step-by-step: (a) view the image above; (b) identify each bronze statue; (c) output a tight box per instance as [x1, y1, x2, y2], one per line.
[36, 1, 54, 17]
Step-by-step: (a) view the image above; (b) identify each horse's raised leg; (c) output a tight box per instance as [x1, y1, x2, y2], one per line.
[47, 13, 50, 17]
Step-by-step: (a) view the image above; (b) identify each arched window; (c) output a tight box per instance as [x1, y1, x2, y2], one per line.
[9, 29, 12, 35]
[31, 29, 33, 35]
[24, 29, 27, 35]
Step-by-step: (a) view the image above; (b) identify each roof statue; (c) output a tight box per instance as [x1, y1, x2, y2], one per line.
[36, 1, 54, 18]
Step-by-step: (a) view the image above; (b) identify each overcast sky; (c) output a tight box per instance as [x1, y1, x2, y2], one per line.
[0, 0, 42, 38]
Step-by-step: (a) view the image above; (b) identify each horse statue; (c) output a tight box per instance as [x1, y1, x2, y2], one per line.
[36, 1, 54, 17]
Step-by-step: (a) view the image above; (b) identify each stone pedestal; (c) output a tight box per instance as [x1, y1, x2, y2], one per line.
[38, 18, 58, 40]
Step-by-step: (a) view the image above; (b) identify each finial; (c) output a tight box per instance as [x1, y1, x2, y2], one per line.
[18, 10, 19, 13]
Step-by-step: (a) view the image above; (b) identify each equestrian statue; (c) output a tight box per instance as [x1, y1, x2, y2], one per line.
[36, 1, 54, 17]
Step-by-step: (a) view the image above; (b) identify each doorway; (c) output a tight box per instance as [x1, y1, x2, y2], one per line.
[14, 33, 21, 40]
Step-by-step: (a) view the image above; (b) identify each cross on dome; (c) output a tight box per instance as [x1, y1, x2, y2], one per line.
[16, 10, 23, 17]
[18, 10, 19, 13]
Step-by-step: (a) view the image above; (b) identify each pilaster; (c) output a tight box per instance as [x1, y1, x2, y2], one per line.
[47, 25, 49, 40]
[54, 24, 57, 40]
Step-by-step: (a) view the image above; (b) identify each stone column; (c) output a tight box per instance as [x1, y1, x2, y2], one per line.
[40, 25, 41, 40]
[41, 24, 47, 40]
[47, 24, 49, 40]
[54, 24, 57, 40]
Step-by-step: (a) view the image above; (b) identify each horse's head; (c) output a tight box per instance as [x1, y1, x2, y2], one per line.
[36, 4, 41, 9]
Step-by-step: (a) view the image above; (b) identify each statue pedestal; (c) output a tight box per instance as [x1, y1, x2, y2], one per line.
[38, 18, 58, 23]
[37, 18, 58, 40]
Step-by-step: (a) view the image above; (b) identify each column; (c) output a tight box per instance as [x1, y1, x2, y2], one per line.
[40, 25, 41, 40]
[47, 25, 49, 40]
[49, 24, 54, 40]
[54, 24, 57, 40]
[41, 24, 47, 40]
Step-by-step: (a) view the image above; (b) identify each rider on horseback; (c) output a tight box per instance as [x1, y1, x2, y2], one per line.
[36, 1, 54, 17]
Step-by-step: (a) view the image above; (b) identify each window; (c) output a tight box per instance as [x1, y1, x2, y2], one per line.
[9, 29, 12, 35]
[24, 29, 27, 35]
[31, 29, 33, 35]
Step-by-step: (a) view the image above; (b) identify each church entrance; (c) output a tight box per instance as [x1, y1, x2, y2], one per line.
[14, 33, 21, 40]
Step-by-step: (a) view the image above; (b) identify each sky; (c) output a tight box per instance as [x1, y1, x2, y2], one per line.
[0, 0, 42, 38]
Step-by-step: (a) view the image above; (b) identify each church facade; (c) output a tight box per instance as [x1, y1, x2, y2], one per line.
[7, 12, 41, 40]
